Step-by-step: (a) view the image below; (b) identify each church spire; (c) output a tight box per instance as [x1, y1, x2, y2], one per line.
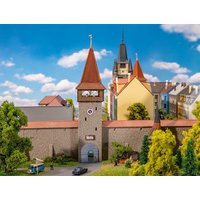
[132, 55, 147, 82]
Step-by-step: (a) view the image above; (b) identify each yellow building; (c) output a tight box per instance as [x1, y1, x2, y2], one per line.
[108, 38, 154, 120]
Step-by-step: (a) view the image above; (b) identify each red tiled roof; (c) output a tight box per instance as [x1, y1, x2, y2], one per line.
[22, 120, 78, 129]
[132, 60, 147, 82]
[39, 95, 66, 106]
[76, 48, 105, 90]
[21, 120, 198, 129]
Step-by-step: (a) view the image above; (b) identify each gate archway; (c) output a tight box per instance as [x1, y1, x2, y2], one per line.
[81, 143, 98, 163]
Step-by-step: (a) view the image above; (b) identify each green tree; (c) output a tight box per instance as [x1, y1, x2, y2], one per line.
[192, 101, 200, 120]
[127, 103, 150, 120]
[139, 135, 149, 165]
[182, 139, 198, 176]
[0, 101, 32, 173]
[145, 129, 179, 176]
[66, 98, 75, 119]
[159, 109, 176, 120]
[175, 148, 182, 169]
[111, 142, 132, 165]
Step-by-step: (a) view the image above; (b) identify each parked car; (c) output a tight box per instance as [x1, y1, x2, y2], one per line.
[28, 163, 45, 174]
[72, 167, 88, 175]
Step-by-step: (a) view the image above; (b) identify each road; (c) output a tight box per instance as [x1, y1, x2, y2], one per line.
[41, 163, 102, 176]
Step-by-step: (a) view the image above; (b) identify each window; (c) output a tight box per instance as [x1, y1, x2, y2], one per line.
[164, 104, 166, 109]
[164, 96, 167, 101]
[85, 117, 87, 121]
[95, 107, 97, 111]
[154, 95, 158, 100]
[120, 63, 126, 68]
[95, 127, 97, 131]
[155, 102, 158, 106]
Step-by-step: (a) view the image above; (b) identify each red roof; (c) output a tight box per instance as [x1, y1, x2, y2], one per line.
[132, 59, 147, 82]
[39, 95, 66, 106]
[76, 48, 105, 90]
[21, 120, 198, 129]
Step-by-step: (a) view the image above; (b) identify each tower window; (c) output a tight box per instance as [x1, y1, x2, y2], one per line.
[95, 107, 97, 110]
[95, 127, 97, 131]
[85, 117, 87, 121]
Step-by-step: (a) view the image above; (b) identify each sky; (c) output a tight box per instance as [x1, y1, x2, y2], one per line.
[0, 24, 200, 107]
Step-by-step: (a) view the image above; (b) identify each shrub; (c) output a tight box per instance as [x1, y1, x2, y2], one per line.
[125, 159, 132, 168]
[129, 163, 145, 176]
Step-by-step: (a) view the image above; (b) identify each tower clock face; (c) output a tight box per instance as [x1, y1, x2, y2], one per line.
[82, 90, 98, 97]
[87, 109, 93, 115]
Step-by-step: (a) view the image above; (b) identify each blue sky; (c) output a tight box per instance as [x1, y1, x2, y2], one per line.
[0, 24, 200, 107]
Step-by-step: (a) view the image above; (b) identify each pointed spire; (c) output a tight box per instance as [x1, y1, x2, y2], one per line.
[76, 47, 105, 90]
[89, 34, 92, 48]
[136, 52, 138, 60]
[132, 57, 147, 82]
[122, 31, 124, 43]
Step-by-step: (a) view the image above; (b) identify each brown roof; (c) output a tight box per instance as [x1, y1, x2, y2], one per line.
[39, 95, 66, 106]
[132, 59, 147, 82]
[76, 48, 105, 90]
[22, 120, 78, 129]
[21, 120, 198, 129]
[150, 82, 166, 93]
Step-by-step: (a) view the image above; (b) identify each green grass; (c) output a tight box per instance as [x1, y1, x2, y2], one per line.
[91, 164, 129, 176]
[0, 170, 44, 176]
[44, 161, 79, 167]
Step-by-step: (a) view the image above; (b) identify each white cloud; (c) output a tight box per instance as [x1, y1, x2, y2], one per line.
[15, 73, 55, 83]
[171, 74, 189, 83]
[196, 44, 200, 52]
[100, 68, 112, 79]
[144, 73, 160, 82]
[153, 61, 190, 74]
[0, 81, 33, 95]
[0, 58, 15, 67]
[57, 48, 112, 68]
[161, 24, 200, 42]
[41, 79, 77, 95]
[0, 95, 37, 106]
[172, 73, 200, 84]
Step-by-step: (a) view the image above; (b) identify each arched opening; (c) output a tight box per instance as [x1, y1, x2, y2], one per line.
[81, 143, 99, 163]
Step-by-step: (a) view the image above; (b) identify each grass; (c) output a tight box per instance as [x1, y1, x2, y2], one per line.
[0, 170, 44, 176]
[91, 163, 129, 176]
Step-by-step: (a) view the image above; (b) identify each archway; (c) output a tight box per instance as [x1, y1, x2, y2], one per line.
[81, 143, 99, 163]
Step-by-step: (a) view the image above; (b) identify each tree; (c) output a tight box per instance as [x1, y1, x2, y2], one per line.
[175, 148, 182, 169]
[66, 98, 75, 119]
[192, 101, 200, 120]
[159, 109, 176, 120]
[145, 129, 179, 176]
[182, 139, 198, 176]
[111, 142, 132, 166]
[0, 101, 32, 173]
[139, 135, 149, 165]
[127, 103, 150, 120]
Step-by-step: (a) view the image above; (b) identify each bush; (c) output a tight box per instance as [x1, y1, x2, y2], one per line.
[44, 154, 75, 164]
[125, 159, 132, 168]
[129, 163, 145, 176]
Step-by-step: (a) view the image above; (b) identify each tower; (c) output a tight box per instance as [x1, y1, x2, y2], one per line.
[76, 37, 105, 162]
[113, 32, 132, 78]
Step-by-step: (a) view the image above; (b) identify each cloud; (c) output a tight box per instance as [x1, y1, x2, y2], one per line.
[15, 73, 55, 83]
[100, 68, 112, 79]
[161, 24, 200, 42]
[0, 81, 33, 95]
[172, 73, 200, 84]
[196, 44, 200, 52]
[0, 95, 37, 106]
[153, 61, 190, 74]
[41, 79, 77, 95]
[171, 74, 189, 83]
[57, 48, 112, 68]
[144, 73, 160, 82]
[1, 58, 15, 67]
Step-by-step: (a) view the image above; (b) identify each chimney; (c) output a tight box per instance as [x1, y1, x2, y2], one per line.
[195, 86, 198, 95]
[189, 85, 192, 94]
[128, 73, 131, 82]
[165, 80, 168, 89]
[116, 77, 119, 93]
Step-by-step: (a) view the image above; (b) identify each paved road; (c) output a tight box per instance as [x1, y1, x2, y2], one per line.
[41, 163, 102, 176]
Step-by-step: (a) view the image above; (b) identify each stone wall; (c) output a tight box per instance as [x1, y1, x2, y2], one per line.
[19, 128, 78, 160]
[19, 126, 192, 161]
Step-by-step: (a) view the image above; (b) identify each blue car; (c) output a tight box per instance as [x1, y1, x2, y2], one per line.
[28, 163, 45, 174]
